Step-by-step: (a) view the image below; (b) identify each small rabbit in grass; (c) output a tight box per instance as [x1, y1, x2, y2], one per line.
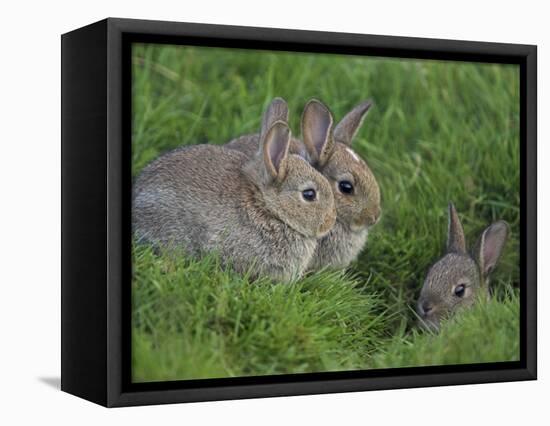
[132, 102, 336, 282]
[417, 203, 509, 330]
[227, 98, 381, 270]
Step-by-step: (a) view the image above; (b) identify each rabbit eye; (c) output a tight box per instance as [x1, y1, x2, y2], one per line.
[338, 180, 354, 195]
[454, 284, 466, 298]
[302, 189, 316, 202]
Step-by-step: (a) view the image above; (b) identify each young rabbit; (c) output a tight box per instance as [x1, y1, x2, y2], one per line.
[227, 98, 381, 270]
[417, 203, 509, 330]
[133, 106, 336, 282]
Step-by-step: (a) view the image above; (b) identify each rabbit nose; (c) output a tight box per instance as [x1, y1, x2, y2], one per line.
[420, 301, 434, 316]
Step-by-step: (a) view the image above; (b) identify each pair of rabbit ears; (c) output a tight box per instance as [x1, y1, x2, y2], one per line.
[302, 99, 372, 167]
[447, 202, 509, 279]
[259, 98, 291, 181]
[260, 97, 373, 168]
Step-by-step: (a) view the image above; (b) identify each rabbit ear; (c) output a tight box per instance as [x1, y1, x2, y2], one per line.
[301, 99, 334, 167]
[261, 98, 289, 140]
[476, 221, 509, 278]
[262, 121, 291, 181]
[333, 100, 372, 146]
[447, 202, 466, 254]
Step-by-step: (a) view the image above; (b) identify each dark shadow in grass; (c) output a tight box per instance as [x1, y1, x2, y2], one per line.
[38, 376, 61, 390]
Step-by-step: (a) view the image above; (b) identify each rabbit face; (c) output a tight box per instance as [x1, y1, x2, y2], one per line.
[417, 203, 509, 330]
[263, 154, 336, 238]
[301, 99, 381, 234]
[321, 143, 381, 232]
[418, 253, 481, 329]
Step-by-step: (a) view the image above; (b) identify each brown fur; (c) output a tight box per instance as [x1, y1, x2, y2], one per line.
[227, 98, 381, 270]
[417, 203, 509, 330]
[226, 98, 307, 159]
[133, 107, 336, 282]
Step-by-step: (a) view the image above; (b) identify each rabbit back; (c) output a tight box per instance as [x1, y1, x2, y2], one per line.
[133, 144, 240, 252]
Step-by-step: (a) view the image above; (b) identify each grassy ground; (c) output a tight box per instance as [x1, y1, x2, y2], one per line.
[131, 43, 521, 382]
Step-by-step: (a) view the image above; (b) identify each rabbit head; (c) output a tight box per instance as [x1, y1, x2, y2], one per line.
[242, 116, 336, 240]
[418, 202, 509, 330]
[301, 99, 381, 233]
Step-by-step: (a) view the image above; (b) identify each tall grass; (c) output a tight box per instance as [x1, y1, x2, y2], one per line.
[131, 43, 520, 382]
[132, 246, 392, 381]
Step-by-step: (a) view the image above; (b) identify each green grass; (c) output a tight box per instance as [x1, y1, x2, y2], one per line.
[132, 246, 392, 381]
[131, 43, 521, 382]
[371, 292, 520, 368]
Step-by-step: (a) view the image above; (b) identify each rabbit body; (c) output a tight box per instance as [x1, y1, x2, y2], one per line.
[133, 119, 336, 282]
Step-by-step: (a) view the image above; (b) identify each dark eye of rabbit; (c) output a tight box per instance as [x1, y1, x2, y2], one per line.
[454, 284, 466, 298]
[339, 181, 354, 195]
[302, 189, 316, 202]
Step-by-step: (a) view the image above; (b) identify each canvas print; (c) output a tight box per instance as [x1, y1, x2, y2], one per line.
[131, 43, 520, 383]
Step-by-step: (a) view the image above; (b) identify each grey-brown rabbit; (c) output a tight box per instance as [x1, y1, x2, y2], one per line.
[227, 98, 381, 271]
[417, 203, 509, 330]
[133, 103, 336, 282]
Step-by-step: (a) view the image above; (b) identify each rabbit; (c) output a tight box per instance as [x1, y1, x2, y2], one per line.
[132, 105, 337, 283]
[417, 202, 509, 330]
[227, 98, 381, 271]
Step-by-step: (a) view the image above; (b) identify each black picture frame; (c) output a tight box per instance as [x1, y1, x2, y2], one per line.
[61, 17, 537, 407]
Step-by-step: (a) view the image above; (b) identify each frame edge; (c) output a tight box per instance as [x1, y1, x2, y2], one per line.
[61, 19, 110, 407]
